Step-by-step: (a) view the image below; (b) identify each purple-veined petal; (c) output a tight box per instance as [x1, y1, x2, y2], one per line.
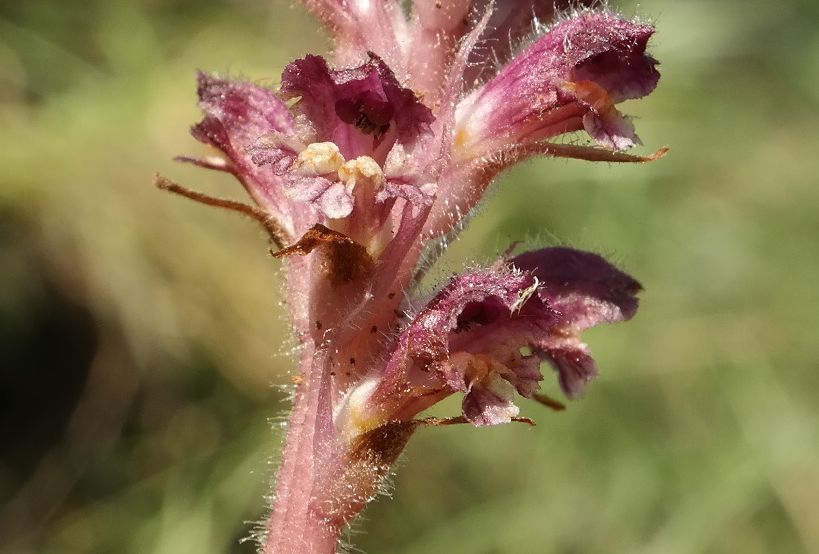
[282, 174, 355, 220]
[583, 110, 640, 150]
[374, 181, 436, 222]
[317, 182, 356, 219]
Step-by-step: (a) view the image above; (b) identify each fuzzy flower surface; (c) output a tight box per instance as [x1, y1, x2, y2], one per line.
[158, 2, 663, 552]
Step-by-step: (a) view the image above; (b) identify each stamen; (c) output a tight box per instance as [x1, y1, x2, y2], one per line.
[293, 142, 345, 175]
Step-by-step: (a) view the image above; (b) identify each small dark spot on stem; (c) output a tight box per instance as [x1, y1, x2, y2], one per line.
[388, 292, 395, 299]
[370, 325, 378, 334]
[316, 320, 322, 330]
[350, 358, 356, 365]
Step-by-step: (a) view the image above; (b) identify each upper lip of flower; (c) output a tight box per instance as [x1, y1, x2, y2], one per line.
[278, 52, 435, 161]
[452, 11, 660, 155]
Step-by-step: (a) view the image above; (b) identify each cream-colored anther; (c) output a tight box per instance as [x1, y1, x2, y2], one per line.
[294, 142, 345, 175]
[337, 156, 385, 191]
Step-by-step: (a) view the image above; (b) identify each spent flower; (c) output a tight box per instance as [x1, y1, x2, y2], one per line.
[157, 1, 663, 552]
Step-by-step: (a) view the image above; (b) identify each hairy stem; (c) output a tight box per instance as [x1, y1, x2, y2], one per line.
[264, 345, 342, 554]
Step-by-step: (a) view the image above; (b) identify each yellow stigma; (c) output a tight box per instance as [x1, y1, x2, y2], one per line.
[338, 156, 385, 191]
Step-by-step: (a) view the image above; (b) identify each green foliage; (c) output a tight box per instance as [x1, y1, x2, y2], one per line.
[1, 1, 818, 552]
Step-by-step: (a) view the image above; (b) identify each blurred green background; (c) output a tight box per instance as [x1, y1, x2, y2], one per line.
[2, 0, 818, 552]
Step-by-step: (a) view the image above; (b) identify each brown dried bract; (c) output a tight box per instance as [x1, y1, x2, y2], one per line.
[271, 224, 374, 286]
[347, 420, 421, 467]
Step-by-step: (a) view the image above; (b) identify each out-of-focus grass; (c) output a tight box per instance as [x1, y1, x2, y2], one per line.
[1, 1, 818, 553]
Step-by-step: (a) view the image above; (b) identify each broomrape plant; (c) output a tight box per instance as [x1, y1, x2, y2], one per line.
[156, 1, 664, 552]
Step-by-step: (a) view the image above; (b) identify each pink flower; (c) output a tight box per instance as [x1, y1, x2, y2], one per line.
[157, 2, 664, 552]
[346, 247, 641, 430]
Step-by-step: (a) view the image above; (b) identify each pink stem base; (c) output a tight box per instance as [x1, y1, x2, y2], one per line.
[264, 346, 343, 554]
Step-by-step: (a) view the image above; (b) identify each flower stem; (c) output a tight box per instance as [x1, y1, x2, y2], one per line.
[264, 345, 342, 554]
